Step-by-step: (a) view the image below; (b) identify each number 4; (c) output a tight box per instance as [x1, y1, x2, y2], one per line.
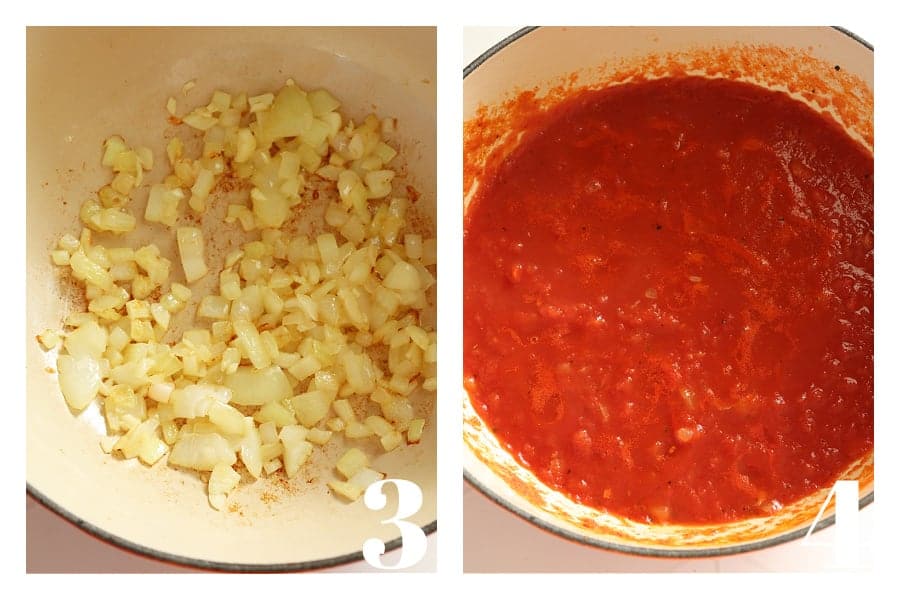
[362, 479, 428, 570]
[801, 480, 861, 568]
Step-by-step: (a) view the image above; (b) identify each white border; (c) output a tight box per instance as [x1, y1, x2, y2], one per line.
[3, 0, 896, 594]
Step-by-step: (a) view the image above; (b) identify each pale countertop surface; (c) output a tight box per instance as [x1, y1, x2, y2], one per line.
[462, 26, 875, 574]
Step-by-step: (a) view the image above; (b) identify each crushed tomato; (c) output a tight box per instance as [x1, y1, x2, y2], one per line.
[464, 77, 873, 525]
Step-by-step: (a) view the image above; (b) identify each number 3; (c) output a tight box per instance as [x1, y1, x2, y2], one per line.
[362, 479, 427, 570]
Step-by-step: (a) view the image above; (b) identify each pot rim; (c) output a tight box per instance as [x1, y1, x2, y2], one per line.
[28, 482, 437, 572]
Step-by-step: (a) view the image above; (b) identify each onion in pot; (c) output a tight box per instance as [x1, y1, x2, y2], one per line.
[40, 80, 436, 510]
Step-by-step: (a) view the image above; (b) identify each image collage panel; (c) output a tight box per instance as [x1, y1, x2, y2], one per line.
[462, 26, 873, 573]
[22, 24, 875, 578]
[26, 26, 437, 573]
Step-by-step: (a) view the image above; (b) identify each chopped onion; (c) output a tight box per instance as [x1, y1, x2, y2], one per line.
[169, 432, 236, 471]
[291, 390, 331, 428]
[306, 428, 332, 445]
[280, 425, 313, 477]
[189, 168, 215, 213]
[56, 355, 101, 411]
[41, 79, 436, 511]
[307, 89, 341, 116]
[37, 329, 62, 350]
[407, 418, 425, 444]
[364, 170, 395, 199]
[348, 467, 384, 491]
[148, 381, 174, 403]
[336, 447, 368, 480]
[383, 260, 421, 291]
[240, 418, 263, 479]
[224, 365, 292, 406]
[113, 415, 167, 465]
[176, 227, 208, 283]
[208, 463, 241, 510]
[63, 320, 107, 359]
[171, 384, 231, 418]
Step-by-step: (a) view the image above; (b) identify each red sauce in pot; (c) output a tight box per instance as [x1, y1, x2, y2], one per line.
[463, 77, 873, 525]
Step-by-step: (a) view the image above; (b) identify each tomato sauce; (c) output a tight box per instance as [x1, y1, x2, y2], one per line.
[463, 77, 873, 525]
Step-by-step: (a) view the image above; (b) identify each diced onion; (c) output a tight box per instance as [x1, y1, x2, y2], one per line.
[224, 365, 292, 406]
[176, 227, 208, 283]
[208, 402, 246, 435]
[407, 418, 425, 444]
[189, 169, 215, 213]
[208, 463, 241, 510]
[306, 428, 332, 445]
[41, 79, 436, 511]
[56, 355, 101, 410]
[148, 382, 174, 404]
[383, 260, 422, 291]
[171, 384, 230, 418]
[307, 89, 341, 116]
[336, 447, 368, 480]
[240, 418, 263, 479]
[37, 329, 62, 350]
[348, 467, 384, 491]
[328, 479, 363, 502]
[291, 390, 331, 428]
[345, 421, 374, 439]
[280, 425, 313, 478]
[364, 170, 395, 199]
[63, 320, 107, 359]
[169, 432, 236, 471]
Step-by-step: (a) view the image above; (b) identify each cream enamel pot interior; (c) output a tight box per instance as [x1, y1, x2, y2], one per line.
[463, 26, 873, 557]
[26, 26, 436, 571]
